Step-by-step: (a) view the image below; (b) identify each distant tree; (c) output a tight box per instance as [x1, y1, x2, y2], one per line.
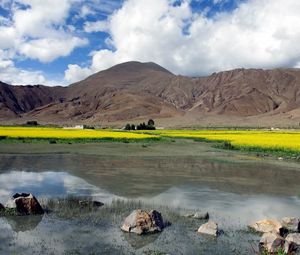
[148, 119, 155, 126]
[131, 124, 136, 130]
[135, 121, 156, 130]
[146, 124, 156, 130]
[26, 121, 38, 126]
[125, 124, 131, 130]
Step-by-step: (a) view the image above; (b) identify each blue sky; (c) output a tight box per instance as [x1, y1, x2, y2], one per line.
[0, 0, 299, 85]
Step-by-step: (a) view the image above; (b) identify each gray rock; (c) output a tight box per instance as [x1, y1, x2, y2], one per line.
[193, 212, 209, 220]
[183, 213, 194, 218]
[249, 219, 284, 235]
[286, 233, 300, 246]
[259, 233, 285, 253]
[79, 200, 104, 208]
[183, 212, 209, 220]
[0, 203, 4, 210]
[281, 217, 300, 233]
[121, 209, 166, 235]
[197, 221, 219, 236]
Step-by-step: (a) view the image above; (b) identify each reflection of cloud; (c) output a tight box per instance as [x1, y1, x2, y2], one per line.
[0, 171, 118, 204]
[138, 186, 300, 229]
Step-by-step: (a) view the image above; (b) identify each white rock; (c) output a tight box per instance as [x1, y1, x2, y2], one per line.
[197, 221, 219, 236]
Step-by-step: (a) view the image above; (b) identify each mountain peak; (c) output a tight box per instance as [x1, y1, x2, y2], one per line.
[105, 61, 173, 75]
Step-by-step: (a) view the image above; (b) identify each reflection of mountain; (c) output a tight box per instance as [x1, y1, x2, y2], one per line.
[0, 152, 300, 197]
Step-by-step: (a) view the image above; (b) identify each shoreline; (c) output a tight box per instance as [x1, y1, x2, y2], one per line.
[0, 136, 299, 163]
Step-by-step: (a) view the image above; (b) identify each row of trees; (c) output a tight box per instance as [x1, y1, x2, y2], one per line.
[125, 119, 156, 130]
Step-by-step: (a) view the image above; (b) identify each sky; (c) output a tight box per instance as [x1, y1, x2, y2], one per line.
[0, 0, 300, 86]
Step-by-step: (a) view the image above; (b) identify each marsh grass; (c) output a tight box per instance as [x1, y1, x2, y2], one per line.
[0, 207, 19, 217]
[1, 196, 262, 254]
[43, 197, 184, 226]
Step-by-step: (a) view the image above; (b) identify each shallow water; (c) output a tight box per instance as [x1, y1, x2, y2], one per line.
[0, 142, 300, 254]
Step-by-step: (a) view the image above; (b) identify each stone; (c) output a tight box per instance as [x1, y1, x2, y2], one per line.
[286, 233, 300, 246]
[193, 212, 209, 220]
[121, 209, 166, 235]
[0, 203, 4, 210]
[79, 200, 104, 208]
[281, 217, 300, 233]
[183, 213, 194, 218]
[249, 219, 285, 235]
[6, 193, 44, 215]
[259, 233, 285, 253]
[183, 212, 209, 220]
[92, 201, 104, 207]
[197, 221, 219, 236]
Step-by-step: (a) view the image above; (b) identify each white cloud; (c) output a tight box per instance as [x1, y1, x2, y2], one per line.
[0, 49, 60, 85]
[19, 37, 88, 63]
[66, 0, 300, 80]
[84, 20, 109, 33]
[0, 0, 88, 84]
[64, 64, 92, 83]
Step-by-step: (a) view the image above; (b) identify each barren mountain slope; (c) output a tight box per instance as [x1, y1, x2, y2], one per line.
[1, 62, 300, 126]
[0, 82, 66, 120]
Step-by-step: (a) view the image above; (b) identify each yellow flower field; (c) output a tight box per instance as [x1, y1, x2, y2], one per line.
[0, 127, 156, 140]
[1, 127, 300, 153]
[148, 129, 300, 152]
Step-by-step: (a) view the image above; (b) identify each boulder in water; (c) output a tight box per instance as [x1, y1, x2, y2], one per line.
[5, 193, 44, 215]
[197, 221, 219, 236]
[281, 217, 300, 233]
[121, 209, 166, 235]
[259, 233, 285, 253]
[249, 219, 286, 235]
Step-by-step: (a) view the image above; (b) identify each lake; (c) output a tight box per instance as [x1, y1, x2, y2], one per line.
[0, 141, 299, 254]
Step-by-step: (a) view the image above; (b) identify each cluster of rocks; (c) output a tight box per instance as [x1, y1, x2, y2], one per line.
[249, 217, 300, 254]
[120, 209, 220, 237]
[1, 193, 299, 255]
[0, 193, 44, 215]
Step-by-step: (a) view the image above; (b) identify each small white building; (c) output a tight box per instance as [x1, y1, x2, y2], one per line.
[63, 125, 85, 130]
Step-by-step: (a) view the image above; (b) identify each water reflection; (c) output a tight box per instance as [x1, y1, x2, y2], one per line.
[0, 171, 117, 204]
[4, 215, 43, 232]
[148, 186, 300, 228]
[0, 151, 299, 254]
[0, 170, 299, 230]
[1, 154, 300, 198]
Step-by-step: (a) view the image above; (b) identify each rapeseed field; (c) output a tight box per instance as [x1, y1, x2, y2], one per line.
[0, 127, 156, 140]
[149, 130, 300, 152]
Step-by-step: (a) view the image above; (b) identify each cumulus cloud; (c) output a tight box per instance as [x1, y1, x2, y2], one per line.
[84, 20, 109, 33]
[65, 0, 300, 82]
[19, 37, 88, 63]
[0, 49, 53, 85]
[0, 0, 88, 84]
[64, 64, 93, 84]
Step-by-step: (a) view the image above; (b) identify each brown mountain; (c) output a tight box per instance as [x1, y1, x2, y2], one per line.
[1, 61, 300, 127]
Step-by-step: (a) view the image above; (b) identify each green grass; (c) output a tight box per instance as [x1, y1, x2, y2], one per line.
[0, 208, 19, 217]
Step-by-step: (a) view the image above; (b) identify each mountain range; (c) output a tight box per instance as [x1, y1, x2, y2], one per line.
[1, 61, 300, 127]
